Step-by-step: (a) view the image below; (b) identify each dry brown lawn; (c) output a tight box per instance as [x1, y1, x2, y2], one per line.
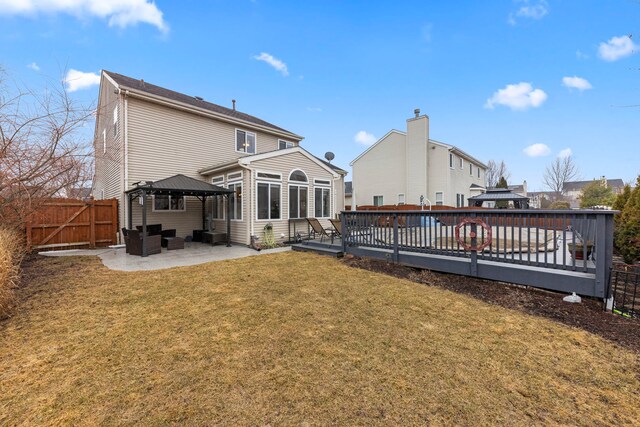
[1, 252, 639, 426]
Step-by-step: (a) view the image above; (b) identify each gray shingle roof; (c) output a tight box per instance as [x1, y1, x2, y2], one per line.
[126, 174, 232, 196]
[105, 71, 297, 136]
[563, 179, 625, 192]
[345, 181, 352, 195]
[468, 189, 529, 201]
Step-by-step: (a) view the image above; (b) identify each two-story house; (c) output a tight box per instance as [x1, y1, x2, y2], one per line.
[93, 71, 347, 245]
[350, 109, 487, 208]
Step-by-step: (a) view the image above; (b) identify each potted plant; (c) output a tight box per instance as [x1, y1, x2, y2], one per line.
[567, 241, 594, 260]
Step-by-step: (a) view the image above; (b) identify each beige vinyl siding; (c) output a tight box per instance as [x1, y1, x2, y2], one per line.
[351, 131, 406, 207]
[126, 97, 295, 187]
[208, 168, 249, 245]
[249, 152, 341, 242]
[130, 196, 203, 239]
[93, 77, 124, 237]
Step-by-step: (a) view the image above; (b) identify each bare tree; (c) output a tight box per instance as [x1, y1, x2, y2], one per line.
[0, 68, 94, 227]
[542, 156, 579, 200]
[485, 160, 511, 188]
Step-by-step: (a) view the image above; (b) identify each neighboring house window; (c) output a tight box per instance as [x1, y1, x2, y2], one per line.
[449, 153, 454, 169]
[459, 157, 464, 169]
[469, 163, 473, 175]
[257, 182, 281, 220]
[477, 167, 481, 179]
[279, 139, 294, 150]
[456, 194, 465, 208]
[373, 195, 384, 206]
[102, 129, 106, 154]
[228, 181, 242, 220]
[100, 189, 105, 200]
[398, 194, 405, 205]
[289, 169, 308, 219]
[113, 105, 118, 136]
[153, 195, 186, 211]
[236, 129, 256, 154]
[315, 187, 331, 217]
[435, 192, 444, 206]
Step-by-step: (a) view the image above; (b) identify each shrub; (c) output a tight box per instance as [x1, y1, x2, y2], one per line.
[549, 200, 571, 210]
[0, 227, 24, 319]
[615, 177, 640, 264]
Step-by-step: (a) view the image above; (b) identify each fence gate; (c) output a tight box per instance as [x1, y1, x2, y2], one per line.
[25, 198, 119, 251]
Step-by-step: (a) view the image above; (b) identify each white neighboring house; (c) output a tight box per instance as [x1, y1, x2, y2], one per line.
[350, 109, 487, 208]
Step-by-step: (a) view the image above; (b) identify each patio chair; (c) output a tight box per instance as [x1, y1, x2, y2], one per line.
[306, 218, 336, 243]
[126, 229, 162, 256]
[328, 218, 342, 239]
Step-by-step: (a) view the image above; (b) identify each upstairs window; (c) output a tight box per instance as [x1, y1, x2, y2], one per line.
[279, 139, 294, 150]
[459, 157, 464, 169]
[469, 163, 473, 175]
[477, 167, 481, 178]
[102, 129, 106, 154]
[449, 153, 454, 169]
[236, 129, 256, 154]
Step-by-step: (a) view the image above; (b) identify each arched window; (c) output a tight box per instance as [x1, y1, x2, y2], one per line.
[288, 170, 308, 218]
[289, 169, 308, 183]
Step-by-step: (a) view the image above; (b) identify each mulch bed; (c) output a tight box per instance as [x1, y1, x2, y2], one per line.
[342, 255, 640, 354]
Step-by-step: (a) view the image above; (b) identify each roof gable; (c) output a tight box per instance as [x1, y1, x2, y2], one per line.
[104, 70, 300, 138]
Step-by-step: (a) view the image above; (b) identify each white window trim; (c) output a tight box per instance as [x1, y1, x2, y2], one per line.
[314, 186, 332, 218]
[435, 191, 444, 206]
[314, 178, 331, 186]
[449, 153, 454, 169]
[113, 105, 118, 137]
[235, 128, 257, 154]
[278, 139, 295, 150]
[152, 195, 187, 212]
[288, 169, 309, 183]
[102, 129, 106, 154]
[211, 175, 224, 185]
[477, 167, 481, 179]
[373, 195, 384, 207]
[459, 157, 464, 169]
[210, 195, 225, 220]
[469, 163, 473, 175]
[227, 180, 243, 221]
[256, 170, 282, 181]
[287, 183, 309, 219]
[255, 180, 282, 221]
[398, 193, 405, 205]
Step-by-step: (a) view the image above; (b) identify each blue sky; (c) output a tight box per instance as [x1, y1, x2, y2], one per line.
[1, 0, 639, 190]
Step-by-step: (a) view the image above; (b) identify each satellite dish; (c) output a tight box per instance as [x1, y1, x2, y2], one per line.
[324, 152, 335, 163]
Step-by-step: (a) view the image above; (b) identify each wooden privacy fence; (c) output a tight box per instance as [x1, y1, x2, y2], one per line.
[25, 198, 118, 251]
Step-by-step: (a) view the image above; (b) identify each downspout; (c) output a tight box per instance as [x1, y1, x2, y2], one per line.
[238, 163, 254, 245]
[123, 90, 130, 234]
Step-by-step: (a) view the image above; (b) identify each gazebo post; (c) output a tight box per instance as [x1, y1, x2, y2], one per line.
[141, 191, 148, 257]
[201, 196, 207, 230]
[127, 194, 133, 230]
[226, 193, 231, 247]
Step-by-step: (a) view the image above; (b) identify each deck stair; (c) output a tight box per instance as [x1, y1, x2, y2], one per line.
[291, 239, 343, 258]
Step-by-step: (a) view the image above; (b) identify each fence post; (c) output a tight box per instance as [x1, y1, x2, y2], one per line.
[112, 199, 119, 245]
[89, 200, 96, 249]
[393, 213, 399, 263]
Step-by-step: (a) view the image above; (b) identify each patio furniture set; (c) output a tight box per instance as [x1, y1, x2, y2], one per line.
[122, 224, 227, 256]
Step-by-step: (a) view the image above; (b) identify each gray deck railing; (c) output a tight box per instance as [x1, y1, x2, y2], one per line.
[340, 209, 616, 298]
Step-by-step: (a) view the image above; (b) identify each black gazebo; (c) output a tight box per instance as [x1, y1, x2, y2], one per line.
[125, 174, 233, 256]
[467, 188, 530, 209]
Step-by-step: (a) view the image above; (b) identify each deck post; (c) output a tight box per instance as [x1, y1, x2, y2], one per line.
[393, 213, 399, 263]
[201, 196, 206, 230]
[127, 194, 133, 230]
[226, 194, 231, 247]
[595, 213, 613, 300]
[341, 212, 347, 254]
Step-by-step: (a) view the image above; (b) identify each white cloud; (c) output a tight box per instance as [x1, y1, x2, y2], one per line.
[64, 69, 100, 92]
[598, 35, 636, 62]
[253, 52, 289, 76]
[523, 143, 551, 157]
[306, 107, 322, 112]
[508, 0, 548, 25]
[27, 62, 40, 71]
[562, 76, 592, 91]
[354, 130, 376, 146]
[0, 0, 168, 33]
[484, 82, 547, 111]
[558, 148, 572, 158]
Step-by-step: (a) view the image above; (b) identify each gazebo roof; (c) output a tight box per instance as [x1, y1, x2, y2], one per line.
[468, 188, 529, 202]
[125, 174, 232, 197]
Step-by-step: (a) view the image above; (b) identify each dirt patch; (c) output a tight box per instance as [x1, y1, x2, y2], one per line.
[342, 255, 640, 353]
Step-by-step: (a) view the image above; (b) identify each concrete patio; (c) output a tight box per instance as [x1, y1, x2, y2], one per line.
[40, 242, 291, 271]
